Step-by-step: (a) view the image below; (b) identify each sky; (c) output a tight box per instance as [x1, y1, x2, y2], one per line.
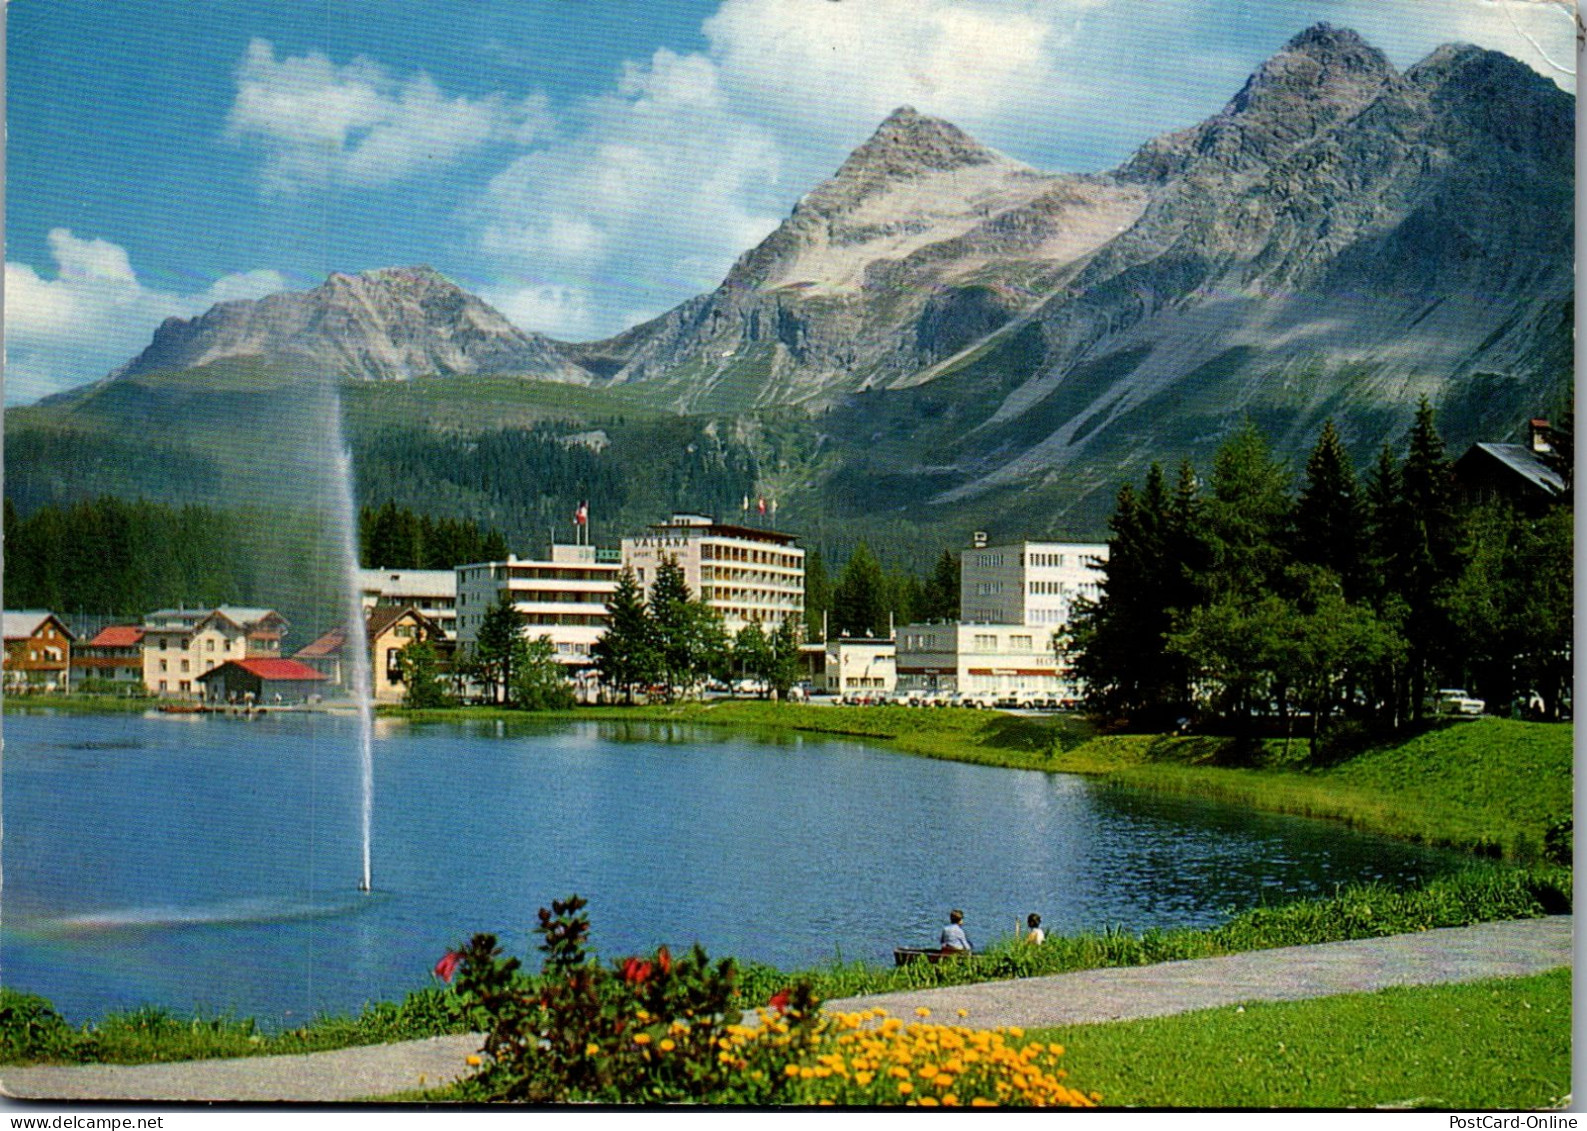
[5, 0, 1577, 403]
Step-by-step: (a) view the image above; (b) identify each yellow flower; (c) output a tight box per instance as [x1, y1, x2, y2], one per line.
[785, 1064, 801, 1078]
[1048, 1043, 1065, 1056]
[659, 1038, 676, 1052]
[956, 1009, 968, 1018]
[855, 1071, 875, 1086]
[465, 1054, 482, 1067]
[585, 1044, 600, 1057]
[897, 1082, 914, 1095]
[918, 1097, 939, 1107]
[934, 1074, 954, 1089]
[633, 1033, 652, 1046]
[915, 1007, 931, 1018]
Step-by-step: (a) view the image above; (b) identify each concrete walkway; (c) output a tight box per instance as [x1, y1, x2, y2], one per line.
[1, 916, 1571, 1103]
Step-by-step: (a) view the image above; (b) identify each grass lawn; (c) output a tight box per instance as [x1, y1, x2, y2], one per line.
[1031, 969, 1572, 1110]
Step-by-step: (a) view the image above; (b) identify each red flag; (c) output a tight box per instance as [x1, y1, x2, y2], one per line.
[574, 501, 588, 526]
[757, 497, 767, 515]
[434, 950, 463, 983]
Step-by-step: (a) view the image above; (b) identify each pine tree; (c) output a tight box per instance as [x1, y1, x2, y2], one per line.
[473, 592, 523, 705]
[1201, 421, 1292, 600]
[831, 542, 886, 637]
[592, 566, 657, 702]
[1397, 399, 1466, 718]
[803, 549, 832, 642]
[1293, 420, 1363, 596]
[921, 550, 960, 622]
[648, 555, 697, 695]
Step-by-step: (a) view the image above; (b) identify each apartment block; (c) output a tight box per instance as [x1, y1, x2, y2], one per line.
[621, 514, 805, 636]
[455, 544, 623, 668]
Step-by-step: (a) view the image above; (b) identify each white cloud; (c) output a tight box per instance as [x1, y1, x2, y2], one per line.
[702, 0, 1098, 142]
[469, 46, 786, 339]
[4, 229, 286, 403]
[226, 38, 550, 193]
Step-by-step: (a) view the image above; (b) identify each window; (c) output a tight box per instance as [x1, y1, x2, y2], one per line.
[974, 634, 998, 650]
[160, 659, 168, 673]
[1011, 635, 1033, 651]
[207, 639, 215, 652]
[181, 659, 190, 673]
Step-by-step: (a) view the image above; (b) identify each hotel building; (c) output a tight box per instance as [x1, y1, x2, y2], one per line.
[621, 514, 805, 636]
[455, 544, 623, 668]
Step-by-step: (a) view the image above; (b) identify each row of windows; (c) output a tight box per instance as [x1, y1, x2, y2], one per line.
[970, 582, 1005, 596]
[1029, 580, 1073, 595]
[1027, 552, 1069, 568]
[700, 545, 801, 568]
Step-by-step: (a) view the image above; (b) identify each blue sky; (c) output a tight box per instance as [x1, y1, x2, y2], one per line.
[6, 0, 1576, 403]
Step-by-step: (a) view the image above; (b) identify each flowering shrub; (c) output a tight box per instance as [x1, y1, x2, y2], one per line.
[442, 895, 823, 1103]
[439, 896, 1097, 1106]
[775, 1008, 1096, 1107]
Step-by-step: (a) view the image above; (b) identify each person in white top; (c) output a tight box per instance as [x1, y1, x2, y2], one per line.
[1025, 912, 1045, 945]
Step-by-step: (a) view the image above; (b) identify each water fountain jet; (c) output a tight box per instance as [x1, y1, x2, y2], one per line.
[327, 392, 375, 894]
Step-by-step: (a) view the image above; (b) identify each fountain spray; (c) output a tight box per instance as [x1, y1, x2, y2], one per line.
[327, 390, 375, 894]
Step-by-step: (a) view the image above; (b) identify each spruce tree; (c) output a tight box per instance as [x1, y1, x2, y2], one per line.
[831, 542, 886, 637]
[803, 550, 833, 642]
[592, 566, 656, 702]
[1397, 399, 1466, 717]
[1294, 420, 1363, 597]
[921, 549, 960, 622]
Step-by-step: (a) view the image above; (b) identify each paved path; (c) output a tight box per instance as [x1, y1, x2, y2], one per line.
[1, 917, 1570, 1103]
[827, 916, 1574, 1029]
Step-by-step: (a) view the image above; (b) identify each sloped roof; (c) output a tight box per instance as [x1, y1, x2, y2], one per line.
[1461, 443, 1566, 496]
[199, 658, 327, 683]
[294, 628, 348, 659]
[366, 605, 440, 640]
[86, 625, 144, 648]
[3, 611, 74, 641]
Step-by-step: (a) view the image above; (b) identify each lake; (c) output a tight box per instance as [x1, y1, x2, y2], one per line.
[2, 710, 1465, 1027]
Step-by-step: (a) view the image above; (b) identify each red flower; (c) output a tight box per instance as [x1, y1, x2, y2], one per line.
[656, 946, 672, 976]
[622, 957, 653, 985]
[768, 989, 791, 1014]
[434, 950, 463, 983]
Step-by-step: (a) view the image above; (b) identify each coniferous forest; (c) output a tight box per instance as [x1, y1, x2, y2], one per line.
[1065, 404, 1573, 756]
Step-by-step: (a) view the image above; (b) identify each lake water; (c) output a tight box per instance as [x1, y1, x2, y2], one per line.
[2, 710, 1464, 1027]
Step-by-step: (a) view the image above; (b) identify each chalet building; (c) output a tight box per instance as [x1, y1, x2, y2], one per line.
[293, 607, 450, 702]
[622, 514, 805, 636]
[356, 569, 458, 640]
[197, 658, 327, 704]
[140, 607, 289, 698]
[368, 606, 448, 703]
[71, 625, 146, 693]
[3, 611, 75, 693]
[456, 544, 622, 669]
[1454, 419, 1567, 515]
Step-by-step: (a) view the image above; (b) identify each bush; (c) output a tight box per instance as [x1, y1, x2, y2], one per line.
[0, 989, 94, 1063]
[441, 896, 1096, 1106]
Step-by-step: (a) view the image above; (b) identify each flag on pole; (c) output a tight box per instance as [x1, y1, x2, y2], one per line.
[769, 498, 778, 520]
[757, 497, 767, 516]
[574, 501, 588, 526]
[742, 495, 750, 514]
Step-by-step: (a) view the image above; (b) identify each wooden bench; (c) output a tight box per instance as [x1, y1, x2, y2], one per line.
[894, 947, 972, 966]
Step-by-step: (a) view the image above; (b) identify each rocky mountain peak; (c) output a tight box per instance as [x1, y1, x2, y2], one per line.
[798, 106, 1013, 217]
[1120, 21, 1396, 181]
[1223, 22, 1394, 125]
[109, 266, 590, 384]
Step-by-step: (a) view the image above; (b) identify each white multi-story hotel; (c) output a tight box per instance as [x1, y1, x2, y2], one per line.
[621, 514, 805, 636]
[454, 544, 623, 668]
[959, 539, 1109, 628]
[356, 569, 459, 640]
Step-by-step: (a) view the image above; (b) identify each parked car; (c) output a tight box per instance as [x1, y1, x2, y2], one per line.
[1429, 689, 1485, 716]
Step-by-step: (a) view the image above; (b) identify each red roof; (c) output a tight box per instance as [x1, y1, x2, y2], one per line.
[88, 625, 144, 647]
[204, 658, 328, 682]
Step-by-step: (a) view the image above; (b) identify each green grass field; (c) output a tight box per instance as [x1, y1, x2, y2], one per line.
[1031, 969, 1571, 1109]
